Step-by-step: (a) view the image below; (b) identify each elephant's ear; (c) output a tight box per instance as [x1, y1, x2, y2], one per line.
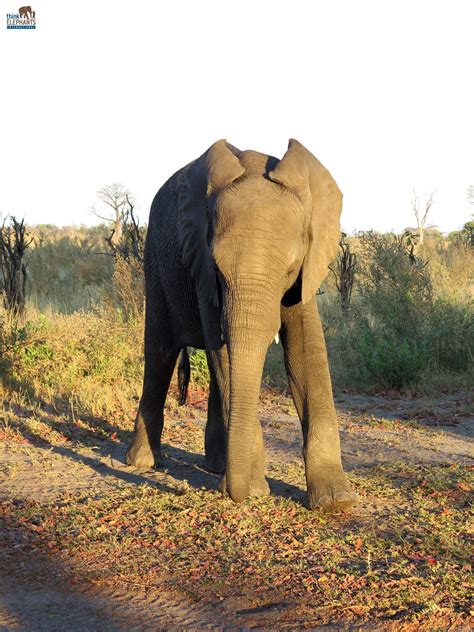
[178, 140, 245, 306]
[269, 139, 342, 304]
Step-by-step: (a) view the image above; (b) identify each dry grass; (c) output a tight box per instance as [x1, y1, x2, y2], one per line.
[8, 224, 472, 398]
[0, 308, 143, 417]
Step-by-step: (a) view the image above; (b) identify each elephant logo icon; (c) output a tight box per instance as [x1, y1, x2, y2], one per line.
[18, 6, 35, 19]
[6, 5, 36, 28]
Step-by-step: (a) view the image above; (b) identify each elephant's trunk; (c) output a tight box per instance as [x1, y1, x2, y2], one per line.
[224, 282, 278, 503]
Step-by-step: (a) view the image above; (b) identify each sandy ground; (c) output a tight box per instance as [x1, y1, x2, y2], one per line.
[0, 392, 472, 631]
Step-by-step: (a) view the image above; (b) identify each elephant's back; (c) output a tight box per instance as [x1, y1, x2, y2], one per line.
[145, 164, 204, 346]
[146, 169, 181, 261]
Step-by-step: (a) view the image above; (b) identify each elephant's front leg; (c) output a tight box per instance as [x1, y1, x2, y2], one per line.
[280, 297, 356, 511]
[204, 353, 227, 473]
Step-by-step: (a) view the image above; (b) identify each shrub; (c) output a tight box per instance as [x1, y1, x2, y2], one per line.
[0, 308, 143, 416]
[421, 240, 473, 302]
[330, 232, 434, 389]
[427, 298, 473, 373]
[99, 200, 146, 321]
[103, 257, 144, 322]
[345, 319, 430, 389]
[356, 231, 433, 336]
[262, 343, 287, 389]
[6, 223, 472, 399]
[325, 231, 474, 391]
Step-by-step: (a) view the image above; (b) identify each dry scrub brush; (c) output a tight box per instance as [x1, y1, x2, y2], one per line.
[324, 231, 473, 391]
[2, 223, 472, 406]
[0, 307, 143, 417]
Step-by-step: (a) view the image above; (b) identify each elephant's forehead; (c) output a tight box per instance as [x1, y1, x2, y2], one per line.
[218, 176, 301, 213]
[215, 181, 304, 235]
[226, 174, 284, 199]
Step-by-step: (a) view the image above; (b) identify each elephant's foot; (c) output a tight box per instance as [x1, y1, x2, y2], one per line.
[250, 476, 270, 497]
[125, 437, 164, 469]
[218, 474, 270, 499]
[204, 453, 226, 474]
[307, 465, 357, 512]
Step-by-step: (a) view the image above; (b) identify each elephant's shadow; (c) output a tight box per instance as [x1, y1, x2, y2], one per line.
[8, 399, 306, 504]
[108, 439, 306, 505]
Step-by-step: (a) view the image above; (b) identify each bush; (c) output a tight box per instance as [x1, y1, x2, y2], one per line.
[427, 298, 473, 373]
[344, 319, 430, 389]
[5, 222, 472, 400]
[340, 232, 433, 388]
[102, 257, 144, 322]
[420, 240, 474, 302]
[356, 231, 433, 335]
[0, 308, 143, 416]
[263, 343, 287, 389]
[325, 231, 474, 391]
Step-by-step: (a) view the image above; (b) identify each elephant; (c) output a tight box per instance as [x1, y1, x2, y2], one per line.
[125, 139, 356, 511]
[19, 6, 33, 19]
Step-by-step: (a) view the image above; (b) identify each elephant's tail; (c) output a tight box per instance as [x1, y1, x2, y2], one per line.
[177, 347, 190, 405]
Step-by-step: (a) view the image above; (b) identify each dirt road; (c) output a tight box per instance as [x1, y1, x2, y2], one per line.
[1, 392, 472, 630]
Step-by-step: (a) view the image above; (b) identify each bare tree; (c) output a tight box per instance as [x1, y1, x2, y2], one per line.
[104, 195, 145, 263]
[103, 197, 146, 321]
[412, 190, 435, 245]
[94, 183, 132, 246]
[0, 217, 34, 317]
[328, 233, 357, 315]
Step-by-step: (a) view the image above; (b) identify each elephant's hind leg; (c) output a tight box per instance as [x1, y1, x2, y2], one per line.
[126, 348, 178, 468]
[126, 302, 178, 469]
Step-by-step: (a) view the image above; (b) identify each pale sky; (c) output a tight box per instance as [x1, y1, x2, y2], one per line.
[1, 1, 473, 233]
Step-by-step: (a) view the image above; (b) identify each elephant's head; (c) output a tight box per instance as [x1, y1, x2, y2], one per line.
[19, 6, 32, 18]
[178, 139, 342, 502]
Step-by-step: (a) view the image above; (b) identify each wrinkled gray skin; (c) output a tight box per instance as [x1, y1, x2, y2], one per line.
[126, 139, 356, 510]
